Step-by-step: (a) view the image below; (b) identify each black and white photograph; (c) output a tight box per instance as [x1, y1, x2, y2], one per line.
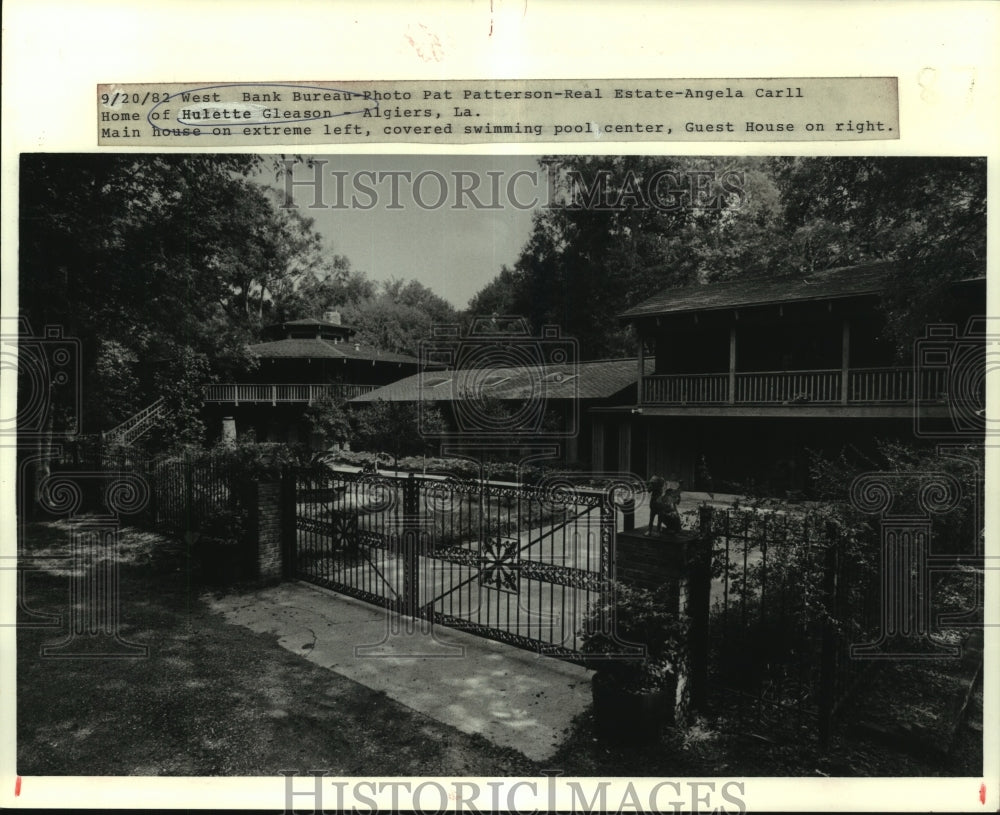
[11, 153, 988, 788]
[3, 2, 998, 812]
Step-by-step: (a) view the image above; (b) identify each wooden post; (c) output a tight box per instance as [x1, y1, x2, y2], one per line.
[684, 507, 715, 715]
[728, 324, 737, 404]
[637, 330, 645, 406]
[619, 422, 632, 475]
[592, 418, 605, 471]
[840, 317, 851, 404]
[819, 521, 840, 749]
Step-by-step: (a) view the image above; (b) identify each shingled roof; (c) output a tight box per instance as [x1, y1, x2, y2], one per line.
[619, 261, 900, 320]
[350, 357, 654, 403]
[278, 316, 357, 331]
[248, 338, 419, 365]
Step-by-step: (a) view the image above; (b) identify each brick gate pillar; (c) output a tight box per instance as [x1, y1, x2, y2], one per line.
[612, 506, 713, 723]
[246, 480, 285, 585]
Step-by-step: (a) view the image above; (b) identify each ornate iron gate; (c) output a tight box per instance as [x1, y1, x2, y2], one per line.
[290, 468, 618, 659]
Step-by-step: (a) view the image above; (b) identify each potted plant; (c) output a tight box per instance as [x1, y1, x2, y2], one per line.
[579, 581, 688, 743]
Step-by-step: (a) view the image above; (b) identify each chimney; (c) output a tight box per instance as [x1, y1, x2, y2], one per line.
[324, 310, 341, 325]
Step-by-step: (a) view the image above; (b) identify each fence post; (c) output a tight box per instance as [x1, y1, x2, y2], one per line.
[600, 496, 616, 580]
[622, 498, 635, 532]
[818, 521, 840, 749]
[402, 473, 421, 618]
[280, 468, 298, 579]
[685, 506, 715, 713]
[183, 455, 194, 536]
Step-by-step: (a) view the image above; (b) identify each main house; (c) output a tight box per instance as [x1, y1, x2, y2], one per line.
[203, 312, 423, 445]
[596, 262, 986, 493]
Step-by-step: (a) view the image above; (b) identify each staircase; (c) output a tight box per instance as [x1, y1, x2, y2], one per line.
[104, 397, 168, 445]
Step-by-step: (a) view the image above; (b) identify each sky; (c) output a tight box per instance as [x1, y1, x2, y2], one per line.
[261, 155, 546, 309]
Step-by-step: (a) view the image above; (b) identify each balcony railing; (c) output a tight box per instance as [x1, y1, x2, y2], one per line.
[203, 383, 376, 405]
[642, 367, 954, 406]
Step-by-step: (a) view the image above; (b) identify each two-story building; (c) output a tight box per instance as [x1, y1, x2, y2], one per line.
[595, 262, 987, 493]
[203, 311, 423, 445]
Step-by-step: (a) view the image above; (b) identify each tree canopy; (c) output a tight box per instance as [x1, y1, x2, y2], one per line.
[19, 154, 458, 441]
[467, 156, 986, 358]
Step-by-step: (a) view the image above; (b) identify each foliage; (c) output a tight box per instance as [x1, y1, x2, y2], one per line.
[466, 156, 986, 360]
[152, 441, 315, 555]
[579, 582, 688, 692]
[350, 399, 447, 463]
[704, 438, 983, 675]
[18, 154, 295, 438]
[181, 438, 315, 474]
[151, 345, 214, 450]
[807, 438, 982, 557]
[302, 393, 352, 448]
[91, 339, 142, 428]
[466, 156, 784, 357]
[273, 269, 458, 356]
[767, 156, 987, 356]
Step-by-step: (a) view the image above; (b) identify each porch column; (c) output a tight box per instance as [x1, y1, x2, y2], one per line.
[728, 324, 737, 404]
[637, 330, 645, 406]
[618, 421, 632, 475]
[840, 317, 851, 404]
[592, 418, 605, 471]
[563, 435, 580, 463]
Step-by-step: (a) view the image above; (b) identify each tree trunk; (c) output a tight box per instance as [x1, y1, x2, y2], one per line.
[31, 408, 55, 518]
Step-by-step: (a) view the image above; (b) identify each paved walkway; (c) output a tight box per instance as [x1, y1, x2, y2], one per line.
[206, 581, 593, 763]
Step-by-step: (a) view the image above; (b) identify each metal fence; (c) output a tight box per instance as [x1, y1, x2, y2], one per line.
[290, 467, 613, 659]
[50, 448, 893, 741]
[143, 457, 247, 535]
[703, 506, 881, 742]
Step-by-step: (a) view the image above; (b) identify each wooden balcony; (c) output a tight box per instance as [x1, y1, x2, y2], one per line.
[203, 383, 376, 405]
[642, 367, 953, 406]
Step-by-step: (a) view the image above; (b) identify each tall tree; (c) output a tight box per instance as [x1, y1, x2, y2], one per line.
[467, 156, 986, 360]
[767, 157, 987, 354]
[18, 154, 321, 444]
[466, 156, 766, 357]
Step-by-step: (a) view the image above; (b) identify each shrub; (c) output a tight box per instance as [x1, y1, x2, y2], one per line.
[579, 582, 688, 692]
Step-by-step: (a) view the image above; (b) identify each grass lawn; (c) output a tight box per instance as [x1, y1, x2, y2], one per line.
[16, 519, 536, 777]
[16, 519, 982, 778]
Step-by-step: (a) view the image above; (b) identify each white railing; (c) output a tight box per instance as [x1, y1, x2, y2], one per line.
[643, 373, 729, 404]
[735, 369, 841, 404]
[105, 397, 168, 444]
[848, 367, 950, 403]
[642, 367, 960, 406]
[203, 383, 376, 404]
